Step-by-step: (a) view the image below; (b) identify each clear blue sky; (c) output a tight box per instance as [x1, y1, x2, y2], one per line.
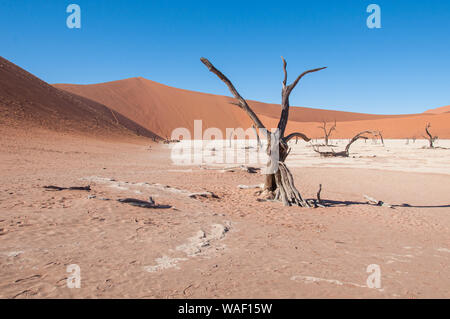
[1, 0, 449, 114]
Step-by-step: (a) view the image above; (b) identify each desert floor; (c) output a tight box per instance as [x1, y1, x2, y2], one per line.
[0, 127, 449, 298]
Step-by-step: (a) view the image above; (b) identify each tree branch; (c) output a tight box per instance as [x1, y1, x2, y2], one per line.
[344, 130, 376, 153]
[200, 57, 266, 131]
[327, 120, 337, 137]
[277, 60, 327, 138]
[281, 56, 288, 89]
[283, 132, 311, 143]
[286, 67, 327, 96]
[313, 130, 380, 157]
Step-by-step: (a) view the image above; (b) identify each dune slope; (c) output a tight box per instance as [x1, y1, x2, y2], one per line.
[424, 105, 450, 114]
[55, 78, 449, 139]
[0, 57, 160, 140]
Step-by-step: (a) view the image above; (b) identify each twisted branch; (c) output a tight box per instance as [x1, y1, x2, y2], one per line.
[283, 132, 311, 143]
[200, 58, 266, 132]
[277, 57, 326, 137]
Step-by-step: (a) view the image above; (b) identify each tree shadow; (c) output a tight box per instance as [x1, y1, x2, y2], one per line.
[317, 199, 450, 209]
[394, 203, 450, 208]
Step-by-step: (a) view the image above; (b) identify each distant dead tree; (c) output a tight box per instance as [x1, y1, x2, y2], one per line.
[201, 57, 326, 207]
[313, 130, 383, 157]
[109, 108, 119, 125]
[378, 131, 385, 146]
[252, 125, 262, 150]
[318, 120, 336, 146]
[424, 123, 438, 148]
[163, 135, 180, 144]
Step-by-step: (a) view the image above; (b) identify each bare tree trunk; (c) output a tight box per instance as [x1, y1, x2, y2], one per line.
[201, 57, 326, 206]
[378, 131, 385, 146]
[318, 120, 336, 146]
[425, 123, 437, 148]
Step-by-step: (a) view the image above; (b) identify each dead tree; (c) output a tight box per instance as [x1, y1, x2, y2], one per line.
[424, 123, 438, 148]
[201, 57, 326, 207]
[109, 108, 119, 125]
[378, 131, 385, 146]
[318, 120, 336, 146]
[313, 130, 382, 157]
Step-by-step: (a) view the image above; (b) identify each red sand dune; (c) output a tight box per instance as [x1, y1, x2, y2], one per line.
[0, 55, 447, 140]
[0, 57, 160, 140]
[424, 105, 450, 114]
[55, 77, 450, 139]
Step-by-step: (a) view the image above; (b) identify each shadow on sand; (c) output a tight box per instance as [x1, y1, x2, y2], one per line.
[316, 199, 450, 209]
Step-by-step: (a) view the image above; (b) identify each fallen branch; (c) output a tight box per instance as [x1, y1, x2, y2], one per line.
[188, 192, 219, 199]
[162, 139, 180, 144]
[200, 165, 260, 173]
[117, 197, 171, 209]
[363, 195, 392, 208]
[44, 185, 91, 191]
[237, 184, 264, 189]
[312, 130, 382, 157]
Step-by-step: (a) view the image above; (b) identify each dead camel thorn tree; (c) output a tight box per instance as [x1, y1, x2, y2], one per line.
[424, 123, 438, 148]
[318, 120, 336, 146]
[313, 130, 383, 157]
[201, 57, 326, 207]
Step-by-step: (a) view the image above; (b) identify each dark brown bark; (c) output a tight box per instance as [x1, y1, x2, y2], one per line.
[283, 132, 311, 144]
[277, 57, 326, 138]
[200, 58, 266, 131]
